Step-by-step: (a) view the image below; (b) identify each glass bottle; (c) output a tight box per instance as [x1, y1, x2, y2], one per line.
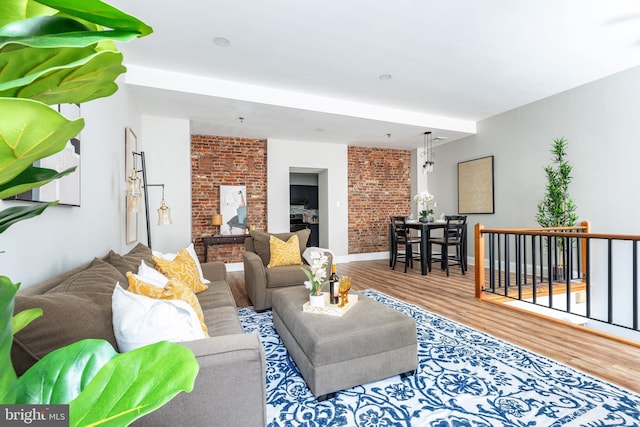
[329, 264, 339, 304]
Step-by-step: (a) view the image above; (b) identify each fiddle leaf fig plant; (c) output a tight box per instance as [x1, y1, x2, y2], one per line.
[0, 1, 200, 425]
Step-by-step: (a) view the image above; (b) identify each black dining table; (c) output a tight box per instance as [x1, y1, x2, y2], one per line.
[389, 220, 467, 275]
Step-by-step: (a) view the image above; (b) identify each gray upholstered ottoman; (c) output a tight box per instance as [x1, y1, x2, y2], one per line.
[271, 286, 417, 400]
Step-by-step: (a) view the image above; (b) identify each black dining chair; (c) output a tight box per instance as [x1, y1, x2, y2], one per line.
[390, 216, 421, 272]
[427, 215, 467, 276]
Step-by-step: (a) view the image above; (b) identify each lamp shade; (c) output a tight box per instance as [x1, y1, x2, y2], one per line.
[157, 200, 172, 225]
[211, 213, 223, 226]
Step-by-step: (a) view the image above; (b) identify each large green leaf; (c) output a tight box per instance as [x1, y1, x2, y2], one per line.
[0, 28, 146, 50]
[0, 202, 56, 233]
[0, 166, 76, 199]
[17, 339, 118, 405]
[0, 276, 19, 404]
[12, 307, 42, 335]
[35, 0, 153, 36]
[0, 0, 151, 39]
[0, 45, 96, 90]
[70, 341, 199, 427]
[0, 1, 55, 28]
[0, 47, 125, 104]
[0, 98, 84, 185]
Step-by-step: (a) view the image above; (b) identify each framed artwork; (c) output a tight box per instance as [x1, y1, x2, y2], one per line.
[458, 155, 495, 214]
[125, 127, 138, 244]
[220, 185, 247, 235]
[8, 103, 81, 206]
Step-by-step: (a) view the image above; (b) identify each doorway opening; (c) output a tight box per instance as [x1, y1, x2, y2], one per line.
[289, 168, 327, 247]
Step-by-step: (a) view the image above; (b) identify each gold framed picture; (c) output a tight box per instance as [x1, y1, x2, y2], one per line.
[458, 155, 494, 214]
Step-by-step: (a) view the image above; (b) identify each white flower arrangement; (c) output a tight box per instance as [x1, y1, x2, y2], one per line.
[301, 252, 329, 296]
[414, 191, 437, 217]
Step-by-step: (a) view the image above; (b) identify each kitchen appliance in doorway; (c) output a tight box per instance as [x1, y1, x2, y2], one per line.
[290, 214, 316, 248]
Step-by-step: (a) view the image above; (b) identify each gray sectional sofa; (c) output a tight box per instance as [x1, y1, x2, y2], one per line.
[12, 243, 266, 427]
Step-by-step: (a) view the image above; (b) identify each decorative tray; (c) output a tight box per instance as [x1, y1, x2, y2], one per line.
[303, 294, 358, 317]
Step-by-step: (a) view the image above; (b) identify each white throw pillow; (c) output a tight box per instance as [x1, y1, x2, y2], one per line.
[137, 260, 169, 288]
[111, 284, 206, 352]
[152, 243, 211, 284]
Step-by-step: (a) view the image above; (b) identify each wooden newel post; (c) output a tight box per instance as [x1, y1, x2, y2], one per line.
[475, 223, 484, 298]
[581, 220, 590, 282]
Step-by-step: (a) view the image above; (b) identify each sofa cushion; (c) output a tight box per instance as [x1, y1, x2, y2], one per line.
[106, 243, 154, 277]
[251, 229, 310, 266]
[126, 272, 209, 335]
[137, 260, 170, 288]
[153, 248, 209, 293]
[12, 292, 117, 376]
[265, 264, 308, 288]
[196, 280, 237, 311]
[46, 258, 124, 294]
[267, 234, 303, 268]
[152, 243, 211, 285]
[203, 306, 244, 337]
[112, 284, 206, 352]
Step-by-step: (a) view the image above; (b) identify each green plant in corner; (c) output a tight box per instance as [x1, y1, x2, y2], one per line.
[536, 137, 578, 229]
[0, 1, 199, 426]
[536, 137, 578, 279]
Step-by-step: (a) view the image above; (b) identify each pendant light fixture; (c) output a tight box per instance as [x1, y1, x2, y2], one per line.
[422, 131, 435, 174]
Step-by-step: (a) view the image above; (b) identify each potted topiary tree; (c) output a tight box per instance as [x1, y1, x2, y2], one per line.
[536, 137, 578, 281]
[0, 1, 199, 425]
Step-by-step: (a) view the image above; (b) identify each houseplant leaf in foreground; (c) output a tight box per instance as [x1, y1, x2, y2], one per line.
[16, 339, 117, 405]
[0, 166, 76, 199]
[34, 0, 153, 36]
[0, 277, 18, 404]
[0, 45, 125, 105]
[0, 98, 84, 185]
[69, 341, 199, 427]
[0, 202, 56, 234]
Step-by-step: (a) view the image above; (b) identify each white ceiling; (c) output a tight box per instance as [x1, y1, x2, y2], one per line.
[109, 0, 640, 150]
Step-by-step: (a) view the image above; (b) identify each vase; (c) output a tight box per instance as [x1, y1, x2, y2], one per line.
[309, 292, 325, 307]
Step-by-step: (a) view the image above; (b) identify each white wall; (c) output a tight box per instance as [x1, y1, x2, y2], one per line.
[429, 65, 640, 335]
[140, 115, 192, 253]
[431, 65, 640, 251]
[267, 139, 349, 259]
[2, 80, 140, 287]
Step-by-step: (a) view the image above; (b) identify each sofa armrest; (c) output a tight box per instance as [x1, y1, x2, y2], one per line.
[243, 251, 269, 311]
[135, 333, 266, 427]
[201, 261, 227, 282]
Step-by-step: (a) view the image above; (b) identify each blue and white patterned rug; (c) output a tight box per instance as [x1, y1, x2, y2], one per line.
[238, 289, 640, 426]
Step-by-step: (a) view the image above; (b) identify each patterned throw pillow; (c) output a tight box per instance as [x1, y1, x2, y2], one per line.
[126, 272, 209, 336]
[153, 249, 209, 293]
[267, 234, 302, 268]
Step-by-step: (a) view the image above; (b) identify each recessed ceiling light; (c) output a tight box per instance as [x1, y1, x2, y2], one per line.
[213, 36, 231, 47]
[379, 73, 392, 80]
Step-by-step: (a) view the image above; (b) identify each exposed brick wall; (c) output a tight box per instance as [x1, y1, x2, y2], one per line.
[191, 136, 409, 259]
[348, 146, 412, 254]
[191, 135, 267, 263]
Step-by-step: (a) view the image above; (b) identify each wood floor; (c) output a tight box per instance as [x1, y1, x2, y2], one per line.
[227, 259, 640, 394]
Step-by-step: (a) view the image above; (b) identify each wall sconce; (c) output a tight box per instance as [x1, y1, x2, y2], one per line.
[127, 150, 171, 248]
[211, 211, 223, 235]
[421, 131, 435, 174]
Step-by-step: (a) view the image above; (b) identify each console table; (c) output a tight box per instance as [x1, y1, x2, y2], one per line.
[203, 235, 247, 262]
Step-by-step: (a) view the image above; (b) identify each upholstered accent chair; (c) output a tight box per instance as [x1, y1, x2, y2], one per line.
[243, 229, 332, 311]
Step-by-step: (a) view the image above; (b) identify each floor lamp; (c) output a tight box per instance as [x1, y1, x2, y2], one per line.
[126, 151, 172, 248]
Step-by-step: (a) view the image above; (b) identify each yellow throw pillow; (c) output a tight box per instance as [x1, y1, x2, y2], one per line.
[153, 249, 209, 293]
[126, 272, 209, 336]
[267, 234, 302, 268]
